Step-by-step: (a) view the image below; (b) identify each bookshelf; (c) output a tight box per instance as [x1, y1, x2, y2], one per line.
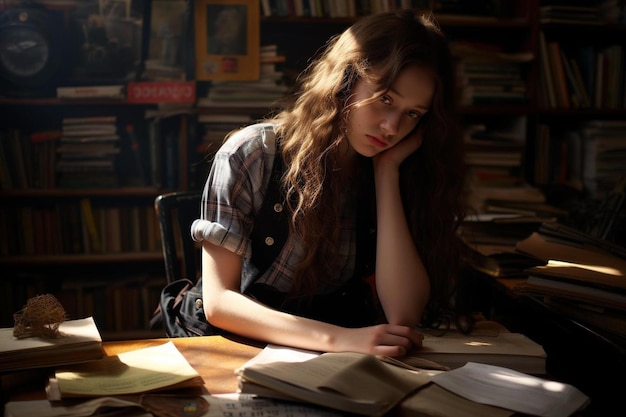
[2, 0, 625, 339]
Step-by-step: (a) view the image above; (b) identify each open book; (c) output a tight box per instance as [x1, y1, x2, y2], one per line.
[46, 341, 203, 400]
[237, 344, 583, 417]
[0, 317, 103, 373]
[238, 351, 431, 417]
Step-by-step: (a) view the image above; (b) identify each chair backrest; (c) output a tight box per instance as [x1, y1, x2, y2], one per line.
[154, 191, 202, 284]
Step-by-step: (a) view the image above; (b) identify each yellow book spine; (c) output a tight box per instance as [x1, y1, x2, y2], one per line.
[80, 198, 101, 253]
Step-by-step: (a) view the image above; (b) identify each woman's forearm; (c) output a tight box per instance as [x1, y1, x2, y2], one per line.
[373, 165, 430, 326]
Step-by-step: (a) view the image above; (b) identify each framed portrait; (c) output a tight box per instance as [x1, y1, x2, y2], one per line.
[194, 0, 260, 81]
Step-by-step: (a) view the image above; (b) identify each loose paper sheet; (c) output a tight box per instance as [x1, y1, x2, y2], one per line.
[431, 362, 590, 417]
[53, 341, 201, 397]
[4, 394, 341, 417]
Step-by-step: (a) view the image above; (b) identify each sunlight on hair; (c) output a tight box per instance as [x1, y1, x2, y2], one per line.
[491, 368, 567, 392]
[547, 259, 624, 276]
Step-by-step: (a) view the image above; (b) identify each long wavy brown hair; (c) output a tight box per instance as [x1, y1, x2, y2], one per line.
[269, 9, 468, 326]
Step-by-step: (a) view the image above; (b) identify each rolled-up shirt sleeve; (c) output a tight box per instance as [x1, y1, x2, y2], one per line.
[191, 123, 276, 259]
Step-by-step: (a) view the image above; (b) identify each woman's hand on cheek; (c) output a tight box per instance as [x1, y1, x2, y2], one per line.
[375, 125, 425, 170]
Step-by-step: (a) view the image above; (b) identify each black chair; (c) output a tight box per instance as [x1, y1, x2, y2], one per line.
[154, 191, 202, 284]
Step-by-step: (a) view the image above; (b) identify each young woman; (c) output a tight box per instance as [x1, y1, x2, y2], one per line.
[191, 9, 467, 357]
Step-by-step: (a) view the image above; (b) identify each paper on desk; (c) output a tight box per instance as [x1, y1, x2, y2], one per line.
[142, 393, 343, 417]
[4, 394, 341, 417]
[431, 362, 590, 417]
[4, 397, 149, 417]
[50, 341, 202, 398]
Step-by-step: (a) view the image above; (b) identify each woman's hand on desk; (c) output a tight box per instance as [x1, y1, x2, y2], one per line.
[334, 324, 424, 357]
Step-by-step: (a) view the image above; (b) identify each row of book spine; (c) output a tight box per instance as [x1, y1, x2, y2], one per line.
[261, 0, 422, 17]
[0, 274, 165, 334]
[538, 31, 625, 110]
[261, 0, 514, 18]
[0, 114, 191, 191]
[534, 120, 626, 198]
[0, 200, 161, 257]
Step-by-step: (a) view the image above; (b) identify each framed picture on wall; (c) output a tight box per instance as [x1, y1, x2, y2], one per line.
[194, 0, 260, 81]
[144, 0, 188, 81]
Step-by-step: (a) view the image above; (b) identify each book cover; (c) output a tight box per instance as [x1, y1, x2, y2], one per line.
[403, 324, 547, 375]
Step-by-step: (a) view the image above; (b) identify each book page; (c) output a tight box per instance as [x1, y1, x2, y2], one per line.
[52, 341, 202, 397]
[431, 362, 589, 417]
[243, 352, 429, 405]
[236, 344, 320, 372]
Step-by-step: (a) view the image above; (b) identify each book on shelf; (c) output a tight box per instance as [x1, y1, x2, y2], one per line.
[0, 316, 103, 373]
[537, 31, 556, 108]
[62, 116, 117, 125]
[468, 182, 546, 214]
[547, 41, 571, 108]
[460, 218, 538, 249]
[62, 124, 118, 137]
[539, 5, 603, 25]
[46, 341, 203, 400]
[60, 134, 120, 143]
[56, 85, 126, 100]
[127, 81, 196, 103]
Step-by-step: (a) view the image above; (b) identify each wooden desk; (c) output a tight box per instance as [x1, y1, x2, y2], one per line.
[2, 335, 264, 408]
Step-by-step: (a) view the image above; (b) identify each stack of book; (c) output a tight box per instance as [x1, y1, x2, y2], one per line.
[539, 4, 605, 25]
[451, 40, 533, 105]
[0, 316, 103, 373]
[197, 45, 290, 109]
[533, 119, 626, 196]
[580, 120, 626, 198]
[196, 114, 252, 155]
[56, 117, 120, 188]
[462, 116, 550, 214]
[513, 223, 626, 341]
[460, 214, 550, 278]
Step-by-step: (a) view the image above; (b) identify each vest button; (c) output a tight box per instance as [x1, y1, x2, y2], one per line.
[273, 203, 283, 212]
[195, 298, 203, 309]
[265, 237, 275, 246]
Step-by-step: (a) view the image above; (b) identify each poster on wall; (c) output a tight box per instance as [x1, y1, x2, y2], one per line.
[194, 0, 260, 81]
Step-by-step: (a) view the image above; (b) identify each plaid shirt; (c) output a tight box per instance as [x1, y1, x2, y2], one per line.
[191, 123, 359, 294]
